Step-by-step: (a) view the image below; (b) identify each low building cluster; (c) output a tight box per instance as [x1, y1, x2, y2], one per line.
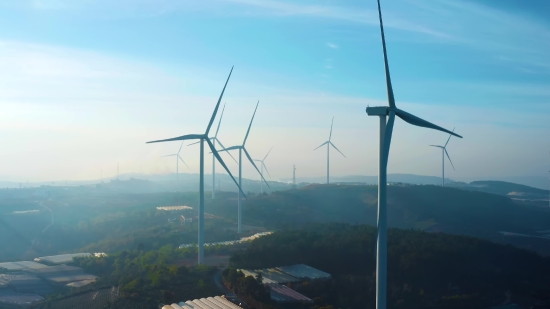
[0, 253, 100, 307]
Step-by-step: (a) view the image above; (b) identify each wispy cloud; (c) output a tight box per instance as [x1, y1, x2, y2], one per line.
[326, 42, 338, 49]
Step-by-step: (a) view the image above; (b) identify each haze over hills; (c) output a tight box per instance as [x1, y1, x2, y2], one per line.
[2, 172, 548, 191]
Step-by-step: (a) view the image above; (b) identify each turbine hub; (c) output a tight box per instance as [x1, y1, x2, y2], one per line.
[366, 106, 389, 116]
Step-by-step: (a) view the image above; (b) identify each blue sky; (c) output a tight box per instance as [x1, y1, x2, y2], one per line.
[0, 0, 549, 182]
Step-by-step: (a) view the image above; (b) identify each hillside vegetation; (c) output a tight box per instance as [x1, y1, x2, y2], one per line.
[228, 223, 550, 309]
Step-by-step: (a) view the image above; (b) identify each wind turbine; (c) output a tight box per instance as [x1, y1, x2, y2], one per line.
[254, 147, 273, 194]
[188, 103, 237, 199]
[366, 1, 463, 309]
[430, 128, 456, 186]
[218, 101, 269, 233]
[161, 142, 190, 182]
[146, 66, 245, 265]
[313, 117, 346, 184]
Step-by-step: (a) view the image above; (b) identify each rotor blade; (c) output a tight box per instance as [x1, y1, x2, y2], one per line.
[395, 109, 462, 138]
[217, 145, 242, 153]
[244, 148, 270, 188]
[313, 141, 328, 151]
[445, 149, 455, 171]
[206, 139, 247, 199]
[205, 66, 233, 135]
[187, 140, 200, 146]
[329, 116, 334, 142]
[430, 145, 444, 149]
[215, 139, 238, 164]
[178, 155, 190, 169]
[263, 146, 273, 161]
[262, 162, 272, 178]
[161, 154, 176, 157]
[376, 0, 396, 108]
[214, 103, 226, 139]
[330, 141, 346, 158]
[147, 134, 203, 144]
[243, 101, 259, 146]
[444, 127, 455, 147]
[177, 141, 184, 155]
[383, 111, 396, 169]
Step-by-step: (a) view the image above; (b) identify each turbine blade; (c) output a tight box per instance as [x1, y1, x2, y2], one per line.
[147, 134, 203, 144]
[430, 145, 444, 149]
[329, 117, 334, 142]
[244, 148, 270, 188]
[445, 149, 455, 171]
[395, 109, 462, 138]
[243, 101, 259, 146]
[178, 155, 190, 169]
[444, 127, 455, 147]
[262, 162, 272, 178]
[383, 111, 396, 169]
[205, 66, 233, 135]
[216, 139, 238, 164]
[187, 140, 200, 146]
[313, 141, 328, 151]
[214, 103, 226, 139]
[177, 141, 184, 155]
[330, 141, 346, 158]
[217, 145, 242, 153]
[377, 0, 396, 108]
[161, 154, 176, 157]
[206, 139, 247, 198]
[263, 146, 273, 161]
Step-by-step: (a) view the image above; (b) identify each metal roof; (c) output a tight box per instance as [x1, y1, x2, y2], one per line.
[238, 268, 299, 284]
[167, 296, 243, 309]
[266, 283, 313, 303]
[35, 253, 92, 264]
[0, 261, 49, 271]
[276, 264, 331, 280]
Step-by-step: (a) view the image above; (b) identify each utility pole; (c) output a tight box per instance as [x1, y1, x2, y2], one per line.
[292, 165, 297, 189]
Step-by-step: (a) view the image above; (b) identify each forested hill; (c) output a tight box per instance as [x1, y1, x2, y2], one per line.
[228, 223, 550, 309]
[233, 184, 550, 255]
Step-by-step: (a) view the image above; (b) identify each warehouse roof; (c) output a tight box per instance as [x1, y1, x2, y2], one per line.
[239, 268, 299, 284]
[0, 290, 44, 306]
[0, 261, 49, 271]
[34, 253, 91, 264]
[266, 283, 313, 303]
[277, 264, 331, 280]
[162, 296, 243, 309]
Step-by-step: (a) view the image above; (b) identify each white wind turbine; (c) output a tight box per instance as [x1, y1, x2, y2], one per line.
[366, 1, 463, 309]
[218, 101, 269, 233]
[161, 142, 190, 182]
[313, 117, 346, 184]
[188, 103, 237, 199]
[430, 128, 456, 186]
[146, 66, 245, 265]
[254, 147, 273, 194]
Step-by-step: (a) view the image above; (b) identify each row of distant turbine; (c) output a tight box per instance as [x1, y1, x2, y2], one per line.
[160, 106, 457, 192]
[146, 1, 461, 308]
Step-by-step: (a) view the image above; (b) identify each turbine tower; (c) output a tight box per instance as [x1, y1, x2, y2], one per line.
[313, 117, 346, 184]
[146, 66, 245, 265]
[430, 128, 456, 186]
[188, 103, 236, 199]
[254, 147, 273, 194]
[218, 101, 269, 233]
[366, 1, 462, 308]
[161, 142, 190, 182]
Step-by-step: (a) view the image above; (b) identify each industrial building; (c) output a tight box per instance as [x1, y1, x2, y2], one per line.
[0, 261, 49, 272]
[265, 283, 313, 304]
[34, 253, 92, 265]
[239, 268, 299, 284]
[162, 296, 243, 309]
[276, 264, 331, 280]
